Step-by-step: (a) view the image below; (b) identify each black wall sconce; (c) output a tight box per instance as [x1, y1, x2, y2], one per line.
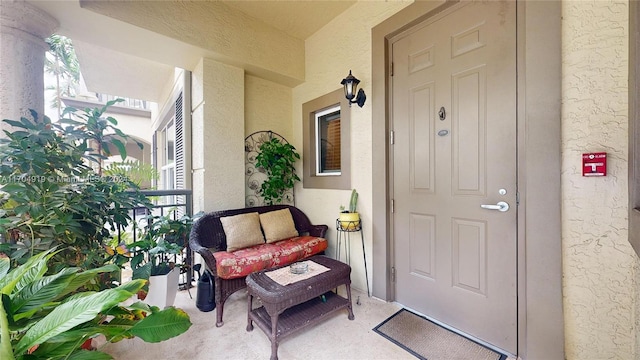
[341, 70, 366, 108]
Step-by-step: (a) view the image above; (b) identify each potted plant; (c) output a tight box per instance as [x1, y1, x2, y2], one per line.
[0, 249, 192, 360]
[254, 137, 301, 205]
[339, 189, 360, 230]
[130, 210, 201, 308]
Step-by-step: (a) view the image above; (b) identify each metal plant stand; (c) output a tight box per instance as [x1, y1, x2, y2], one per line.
[336, 218, 370, 297]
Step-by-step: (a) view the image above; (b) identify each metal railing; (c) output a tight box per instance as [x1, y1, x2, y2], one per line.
[95, 93, 150, 110]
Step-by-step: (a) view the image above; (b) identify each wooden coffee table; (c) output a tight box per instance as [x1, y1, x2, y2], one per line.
[246, 255, 354, 360]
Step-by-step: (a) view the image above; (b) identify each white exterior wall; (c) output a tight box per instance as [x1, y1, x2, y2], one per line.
[562, 1, 639, 359]
[293, 0, 412, 294]
[109, 112, 152, 144]
[153, 68, 185, 131]
[245, 75, 292, 140]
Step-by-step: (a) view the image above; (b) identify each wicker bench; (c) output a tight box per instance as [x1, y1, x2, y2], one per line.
[189, 204, 328, 327]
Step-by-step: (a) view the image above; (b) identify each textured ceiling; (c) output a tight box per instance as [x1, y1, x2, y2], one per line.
[223, 0, 356, 39]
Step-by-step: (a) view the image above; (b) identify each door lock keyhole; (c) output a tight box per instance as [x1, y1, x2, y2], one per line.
[438, 107, 446, 121]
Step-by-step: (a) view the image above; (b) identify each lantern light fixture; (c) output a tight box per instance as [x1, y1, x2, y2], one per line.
[341, 70, 366, 108]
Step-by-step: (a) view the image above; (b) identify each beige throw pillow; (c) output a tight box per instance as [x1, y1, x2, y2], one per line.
[220, 212, 265, 252]
[259, 209, 299, 243]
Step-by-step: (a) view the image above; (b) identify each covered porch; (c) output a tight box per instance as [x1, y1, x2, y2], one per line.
[104, 287, 406, 359]
[3, 1, 639, 359]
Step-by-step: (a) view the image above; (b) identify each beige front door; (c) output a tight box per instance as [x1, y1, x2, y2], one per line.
[391, 1, 517, 354]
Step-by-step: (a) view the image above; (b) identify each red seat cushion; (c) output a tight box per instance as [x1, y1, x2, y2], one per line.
[212, 236, 328, 279]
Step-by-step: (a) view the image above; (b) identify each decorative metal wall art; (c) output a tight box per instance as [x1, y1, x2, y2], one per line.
[244, 131, 295, 207]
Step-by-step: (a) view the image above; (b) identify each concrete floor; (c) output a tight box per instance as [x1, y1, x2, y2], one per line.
[103, 287, 415, 360]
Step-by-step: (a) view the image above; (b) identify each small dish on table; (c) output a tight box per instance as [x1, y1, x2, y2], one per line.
[289, 262, 308, 274]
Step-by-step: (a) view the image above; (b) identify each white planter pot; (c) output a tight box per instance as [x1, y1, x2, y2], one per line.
[145, 267, 180, 309]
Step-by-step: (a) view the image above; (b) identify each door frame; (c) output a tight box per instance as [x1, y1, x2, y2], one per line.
[371, 1, 564, 359]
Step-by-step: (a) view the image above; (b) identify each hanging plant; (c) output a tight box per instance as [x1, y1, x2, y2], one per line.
[255, 137, 300, 205]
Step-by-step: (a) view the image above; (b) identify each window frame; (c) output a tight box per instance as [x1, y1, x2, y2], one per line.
[314, 104, 342, 176]
[160, 118, 177, 205]
[302, 89, 351, 190]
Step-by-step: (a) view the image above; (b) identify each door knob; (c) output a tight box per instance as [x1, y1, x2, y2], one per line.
[480, 201, 510, 212]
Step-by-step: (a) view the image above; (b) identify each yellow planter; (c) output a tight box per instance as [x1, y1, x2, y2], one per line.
[339, 212, 360, 230]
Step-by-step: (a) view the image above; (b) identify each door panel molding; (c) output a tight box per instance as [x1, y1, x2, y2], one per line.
[372, 1, 564, 359]
[409, 212, 436, 279]
[452, 65, 486, 195]
[410, 83, 436, 192]
[452, 218, 487, 295]
[451, 21, 486, 58]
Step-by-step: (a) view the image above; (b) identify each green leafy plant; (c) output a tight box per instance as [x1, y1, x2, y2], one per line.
[130, 210, 203, 296]
[104, 160, 159, 190]
[0, 249, 192, 360]
[0, 108, 151, 287]
[255, 138, 301, 205]
[61, 99, 144, 175]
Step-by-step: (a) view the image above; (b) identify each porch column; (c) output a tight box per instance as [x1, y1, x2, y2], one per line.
[191, 58, 245, 212]
[0, 0, 58, 127]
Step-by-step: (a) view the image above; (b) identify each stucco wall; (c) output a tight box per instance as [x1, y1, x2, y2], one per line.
[245, 75, 292, 141]
[293, 0, 412, 294]
[191, 58, 245, 213]
[562, 1, 638, 358]
[107, 112, 152, 145]
[0, 1, 57, 126]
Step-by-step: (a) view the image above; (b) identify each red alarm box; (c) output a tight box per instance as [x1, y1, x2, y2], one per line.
[582, 152, 607, 177]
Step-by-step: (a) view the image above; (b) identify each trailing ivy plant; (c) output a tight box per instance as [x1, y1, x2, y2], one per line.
[254, 137, 300, 205]
[0, 249, 192, 360]
[0, 106, 150, 288]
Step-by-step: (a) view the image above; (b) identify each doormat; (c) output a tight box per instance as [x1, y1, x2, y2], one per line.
[373, 309, 508, 360]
